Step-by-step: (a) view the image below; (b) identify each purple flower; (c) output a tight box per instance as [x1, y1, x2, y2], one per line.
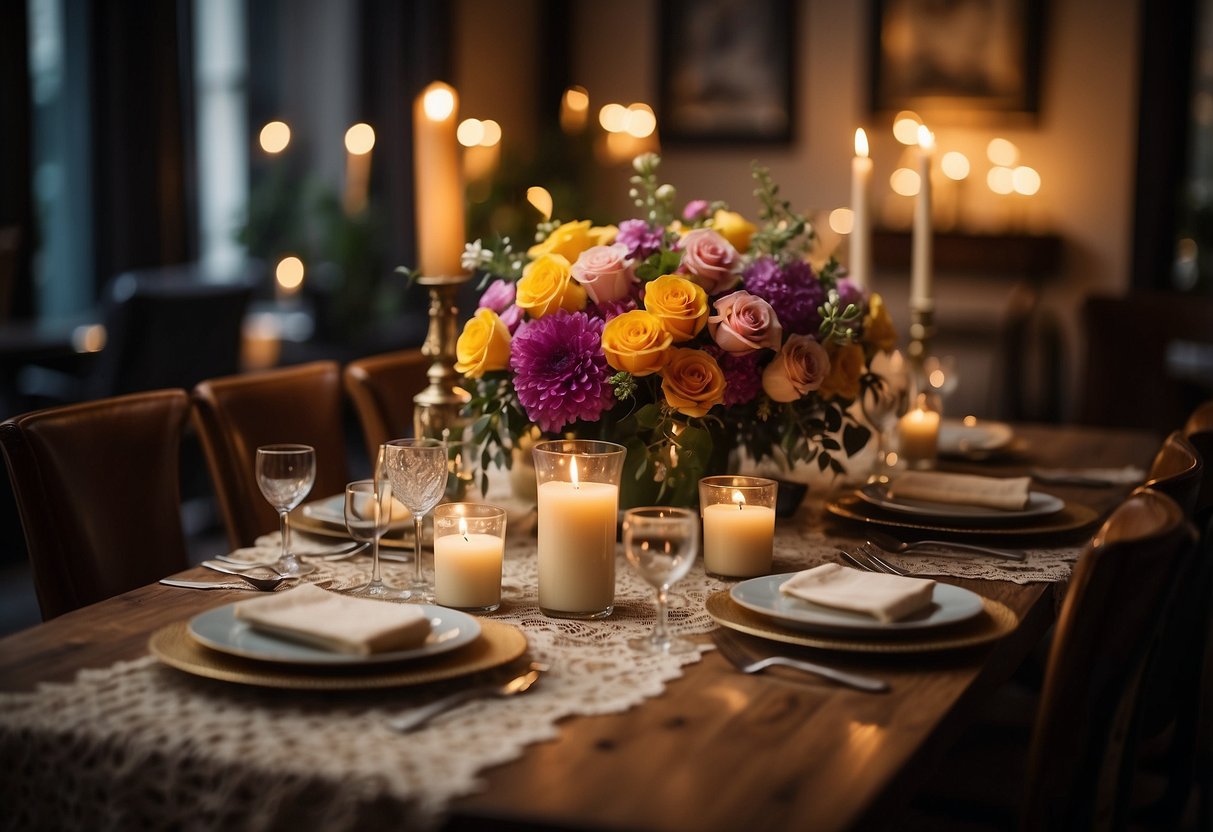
[742, 257, 825, 336]
[509, 311, 615, 433]
[705, 345, 763, 406]
[615, 219, 664, 260]
[478, 279, 516, 314]
[834, 278, 864, 316]
[499, 304, 525, 333]
[592, 296, 639, 321]
[682, 200, 710, 222]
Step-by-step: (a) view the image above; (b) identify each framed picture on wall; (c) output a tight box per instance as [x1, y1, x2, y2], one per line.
[869, 0, 1044, 119]
[657, 0, 795, 144]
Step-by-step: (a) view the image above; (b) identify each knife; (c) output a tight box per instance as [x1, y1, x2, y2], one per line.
[159, 579, 250, 590]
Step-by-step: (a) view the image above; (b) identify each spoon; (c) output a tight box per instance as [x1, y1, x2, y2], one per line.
[388, 665, 545, 733]
[201, 561, 296, 590]
[864, 530, 1025, 561]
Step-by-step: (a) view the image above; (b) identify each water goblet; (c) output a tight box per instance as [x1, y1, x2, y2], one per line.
[861, 349, 911, 481]
[923, 355, 959, 415]
[344, 474, 409, 599]
[622, 506, 699, 654]
[255, 443, 317, 577]
[381, 438, 448, 602]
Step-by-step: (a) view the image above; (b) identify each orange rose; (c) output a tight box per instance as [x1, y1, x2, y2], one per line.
[643, 274, 708, 342]
[601, 311, 672, 376]
[516, 254, 587, 318]
[818, 342, 866, 401]
[660, 348, 726, 417]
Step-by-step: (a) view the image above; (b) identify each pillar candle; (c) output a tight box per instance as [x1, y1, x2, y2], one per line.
[911, 126, 934, 311]
[413, 82, 466, 277]
[434, 531, 504, 610]
[702, 501, 776, 578]
[849, 128, 873, 292]
[898, 397, 940, 467]
[537, 480, 618, 615]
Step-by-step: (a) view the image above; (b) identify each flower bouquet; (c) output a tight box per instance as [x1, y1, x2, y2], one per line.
[455, 154, 897, 506]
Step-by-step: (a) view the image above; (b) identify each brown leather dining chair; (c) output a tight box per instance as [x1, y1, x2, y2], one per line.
[0, 389, 191, 619]
[1023, 488, 1198, 831]
[1183, 399, 1213, 522]
[342, 349, 430, 467]
[191, 362, 350, 549]
[1142, 430, 1204, 517]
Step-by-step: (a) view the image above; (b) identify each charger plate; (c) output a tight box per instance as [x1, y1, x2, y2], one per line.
[149, 617, 527, 690]
[705, 591, 1017, 653]
[290, 505, 416, 550]
[825, 492, 1100, 538]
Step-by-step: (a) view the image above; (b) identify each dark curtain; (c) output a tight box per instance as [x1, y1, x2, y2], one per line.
[0, 0, 34, 321]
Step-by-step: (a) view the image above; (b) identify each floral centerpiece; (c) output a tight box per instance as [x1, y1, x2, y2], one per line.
[454, 154, 897, 506]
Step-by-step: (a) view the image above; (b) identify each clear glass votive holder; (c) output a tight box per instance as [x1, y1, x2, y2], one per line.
[442, 440, 482, 503]
[698, 475, 778, 579]
[433, 502, 506, 612]
[532, 439, 626, 619]
[897, 391, 941, 470]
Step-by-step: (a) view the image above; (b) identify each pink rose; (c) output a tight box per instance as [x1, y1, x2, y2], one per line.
[571, 243, 638, 304]
[708, 291, 782, 353]
[762, 334, 830, 402]
[478, 278, 516, 314]
[677, 228, 741, 295]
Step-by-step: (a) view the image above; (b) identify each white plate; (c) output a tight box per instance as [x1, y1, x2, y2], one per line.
[730, 573, 985, 633]
[301, 494, 412, 530]
[857, 483, 1065, 522]
[188, 602, 480, 666]
[937, 419, 1014, 456]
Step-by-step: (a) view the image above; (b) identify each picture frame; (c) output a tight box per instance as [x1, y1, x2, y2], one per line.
[869, 0, 1044, 120]
[657, 0, 795, 144]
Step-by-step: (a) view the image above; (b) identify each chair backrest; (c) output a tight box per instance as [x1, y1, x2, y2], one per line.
[191, 361, 350, 549]
[89, 264, 256, 399]
[342, 349, 430, 467]
[1183, 400, 1213, 522]
[0, 389, 191, 619]
[1143, 430, 1203, 517]
[1023, 488, 1197, 831]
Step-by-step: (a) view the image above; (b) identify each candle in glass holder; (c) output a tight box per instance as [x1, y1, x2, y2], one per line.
[533, 440, 626, 619]
[433, 503, 506, 612]
[898, 393, 941, 469]
[699, 476, 777, 578]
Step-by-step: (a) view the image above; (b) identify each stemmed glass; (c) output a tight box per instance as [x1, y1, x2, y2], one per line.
[622, 506, 699, 654]
[255, 444, 316, 577]
[344, 470, 408, 599]
[860, 349, 911, 482]
[381, 438, 448, 602]
[923, 355, 959, 416]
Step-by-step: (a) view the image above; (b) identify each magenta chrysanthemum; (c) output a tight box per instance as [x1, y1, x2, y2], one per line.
[509, 311, 615, 433]
[743, 257, 825, 336]
[705, 345, 764, 406]
[616, 219, 664, 260]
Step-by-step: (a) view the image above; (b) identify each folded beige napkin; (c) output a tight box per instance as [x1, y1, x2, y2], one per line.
[779, 564, 937, 623]
[233, 584, 432, 654]
[888, 471, 1031, 511]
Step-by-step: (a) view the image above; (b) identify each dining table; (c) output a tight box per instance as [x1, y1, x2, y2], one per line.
[0, 422, 1160, 831]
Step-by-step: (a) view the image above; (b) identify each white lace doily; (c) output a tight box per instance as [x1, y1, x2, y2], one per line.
[0, 500, 1084, 830]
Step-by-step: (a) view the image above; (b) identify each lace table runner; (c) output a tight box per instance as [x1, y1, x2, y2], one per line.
[0, 506, 1084, 831]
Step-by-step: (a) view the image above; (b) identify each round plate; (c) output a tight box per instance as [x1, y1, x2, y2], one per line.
[706, 592, 1017, 653]
[825, 493, 1101, 538]
[937, 419, 1014, 456]
[856, 483, 1064, 523]
[188, 603, 479, 666]
[149, 618, 528, 690]
[291, 505, 416, 549]
[730, 573, 985, 633]
[301, 494, 413, 530]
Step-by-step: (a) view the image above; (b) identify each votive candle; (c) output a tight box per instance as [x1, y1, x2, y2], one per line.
[699, 476, 777, 578]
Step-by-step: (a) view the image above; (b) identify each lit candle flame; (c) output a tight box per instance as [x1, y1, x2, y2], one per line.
[570, 457, 580, 490]
[732, 490, 746, 510]
[917, 125, 934, 151]
[459, 516, 469, 542]
[855, 127, 869, 158]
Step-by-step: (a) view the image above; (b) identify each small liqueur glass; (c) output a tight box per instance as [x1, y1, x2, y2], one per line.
[255, 444, 316, 577]
[622, 507, 699, 654]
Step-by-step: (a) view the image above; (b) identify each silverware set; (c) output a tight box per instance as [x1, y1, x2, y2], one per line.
[712, 629, 889, 693]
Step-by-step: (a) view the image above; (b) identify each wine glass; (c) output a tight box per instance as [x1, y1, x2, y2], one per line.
[861, 350, 911, 481]
[255, 444, 316, 577]
[381, 438, 448, 601]
[622, 506, 699, 654]
[344, 472, 408, 599]
[923, 355, 959, 416]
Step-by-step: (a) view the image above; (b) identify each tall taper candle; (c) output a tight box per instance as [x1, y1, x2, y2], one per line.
[849, 128, 873, 291]
[413, 82, 466, 276]
[911, 125, 934, 311]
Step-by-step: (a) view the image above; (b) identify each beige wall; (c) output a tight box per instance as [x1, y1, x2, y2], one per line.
[455, 0, 1142, 418]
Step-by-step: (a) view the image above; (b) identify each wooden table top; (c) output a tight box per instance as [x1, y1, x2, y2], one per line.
[0, 422, 1161, 832]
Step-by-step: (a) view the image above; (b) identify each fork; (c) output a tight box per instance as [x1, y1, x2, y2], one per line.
[387, 663, 548, 732]
[840, 545, 908, 576]
[712, 629, 888, 693]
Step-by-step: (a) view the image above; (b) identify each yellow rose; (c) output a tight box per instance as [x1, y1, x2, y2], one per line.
[516, 254, 587, 318]
[526, 220, 618, 262]
[643, 274, 708, 342]
[863, 293, 897, 353]
[709, 209, 757, 253]
[454, 308, 511, 378]
[601, 310, 673, 376]
[660, 348, 726, 418]
[819, 342, 866, 401]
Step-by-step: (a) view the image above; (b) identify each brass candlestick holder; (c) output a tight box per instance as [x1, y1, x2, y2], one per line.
[413, 274, 471, 440]
[907, 303, 935, 371]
